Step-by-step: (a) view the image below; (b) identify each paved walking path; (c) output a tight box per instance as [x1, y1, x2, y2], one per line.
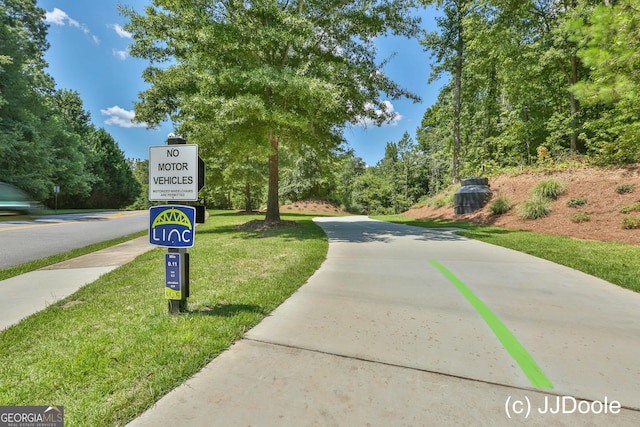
[127, 216, 640, 426]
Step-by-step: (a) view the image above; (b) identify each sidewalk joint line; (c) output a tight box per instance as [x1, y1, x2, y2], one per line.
[244, 337, 640, 411]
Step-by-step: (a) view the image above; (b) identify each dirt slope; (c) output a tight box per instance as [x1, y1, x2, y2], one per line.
[281, 200, 349, 215]
[404, 166, 640, 245]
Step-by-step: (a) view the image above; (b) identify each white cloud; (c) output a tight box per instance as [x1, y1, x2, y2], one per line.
[113, 49, 128, 60]
[100, 106, 147, 128]
[109, 23, 133, 39]
[44, 8, 99, 44]
[44, 8, 71, 26]
[357, 100, 403, 128]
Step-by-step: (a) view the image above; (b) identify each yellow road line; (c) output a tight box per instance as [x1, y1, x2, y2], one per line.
[0, 221, 82, 232]
[0, 211, 147, 232]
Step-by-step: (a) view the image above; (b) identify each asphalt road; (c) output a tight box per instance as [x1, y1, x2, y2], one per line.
[0, 211, 148, 269]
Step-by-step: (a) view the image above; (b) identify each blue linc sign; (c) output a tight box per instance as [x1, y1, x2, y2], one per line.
[149, 205, 196, 248]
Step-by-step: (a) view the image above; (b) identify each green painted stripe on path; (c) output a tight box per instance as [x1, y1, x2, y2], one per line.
[429, 260, 554, 389]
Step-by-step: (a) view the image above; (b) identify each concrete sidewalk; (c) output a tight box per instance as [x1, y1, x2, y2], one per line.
[0, 236, 155, 331]
[128, 216, 640, 426]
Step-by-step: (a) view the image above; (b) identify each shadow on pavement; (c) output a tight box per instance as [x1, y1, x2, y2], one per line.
[317, 217, 467, 244]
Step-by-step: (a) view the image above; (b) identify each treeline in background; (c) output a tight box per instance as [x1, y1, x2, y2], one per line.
[3, 1, 639, 214]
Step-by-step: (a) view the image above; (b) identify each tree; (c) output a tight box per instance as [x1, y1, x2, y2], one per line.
[569, 0, 640, 162]
[422, 0, 469, 184]
[122, 0, 422, 222]
[352, 165, 394, 214]
[44, 89, 95, 207]
[280, 144, 336, 203]
[333, 149, 367, 211]
[83, 129, 141, 208]
[0, 0, 54, 199]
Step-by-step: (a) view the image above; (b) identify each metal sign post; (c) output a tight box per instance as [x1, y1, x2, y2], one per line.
[150, 205, 195, 313]
[148, 135, 205, 314]
[53, 185, 60, 212]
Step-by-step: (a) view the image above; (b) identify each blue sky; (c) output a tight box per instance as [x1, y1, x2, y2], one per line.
[37, 1, 444, 166]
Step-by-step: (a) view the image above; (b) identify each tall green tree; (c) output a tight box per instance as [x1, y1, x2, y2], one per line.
[417, 0, 609, 178]
[45, 89, 95, 207]
[333, 149, 367, 211]
[570, 0, 640, 162]
[280, 144, 336, 203]
[0, 0, 54, 199]
[122, 0, 421, 222]
[422, 0, 469, 183]
[82, 128, 141, 208]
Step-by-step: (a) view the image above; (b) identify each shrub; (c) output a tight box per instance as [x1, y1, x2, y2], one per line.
[531, 178, 567, 200]
[615, 184, 635, 194]
[444, 191, 456, 207]
[620, 202, 640, 214]
[489, 196, 511, 215]
[622, 217, 640, 229]
[571, 212, 591, 223]
[568, 197, 587, 208]
[430, 198, 447, 208]
[517, 195, 552, 220]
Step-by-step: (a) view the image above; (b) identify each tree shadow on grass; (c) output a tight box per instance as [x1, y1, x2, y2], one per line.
[189, 303, 265, 317]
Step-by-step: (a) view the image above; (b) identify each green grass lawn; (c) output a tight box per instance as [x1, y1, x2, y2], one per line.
[376, 215, 640, 293]
[3, 210, 638, 426]
[0, 211, 328, 426]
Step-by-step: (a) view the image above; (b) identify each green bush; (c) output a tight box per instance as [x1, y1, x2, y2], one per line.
[616, 184, 635, 194]
[517, 195, 552, 220]
[567, 197, 588, 208]
[489, 196, 511, 215]
[622, 216, 640, 229]
[571, 212, 591, 223]
[531, 178, 567, 200]
[620, 202, 640, 214]
[444, 191, 456, 207]
[430, 197, 447, 208]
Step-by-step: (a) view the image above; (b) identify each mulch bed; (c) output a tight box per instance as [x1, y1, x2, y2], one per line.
[235, 219, 301, 232]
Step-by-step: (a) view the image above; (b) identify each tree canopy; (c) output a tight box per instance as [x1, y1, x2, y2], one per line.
[122, 0, 422, 221]
[417, 0, 640, 190]
[0, 0, 140, 209]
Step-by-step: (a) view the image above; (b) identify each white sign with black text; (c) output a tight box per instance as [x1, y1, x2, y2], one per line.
[149, 144, 199, 201]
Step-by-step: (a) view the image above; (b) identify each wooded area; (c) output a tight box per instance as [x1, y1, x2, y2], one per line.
[2, 1, 638, 215]
[125, 0, 640, 216]
[0, 0, 140, 209]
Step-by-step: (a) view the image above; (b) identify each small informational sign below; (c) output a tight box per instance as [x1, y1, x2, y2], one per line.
[149, 205, 196, 248]
[149, 144, 198, 201]
[165, 253, 181, 300]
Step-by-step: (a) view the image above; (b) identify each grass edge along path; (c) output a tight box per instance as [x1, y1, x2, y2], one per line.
[0, 212, 328, 427]
[375, 215, 640, 293]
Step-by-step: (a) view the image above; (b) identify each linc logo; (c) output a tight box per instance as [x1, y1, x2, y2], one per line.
[149, 205, 196, 248]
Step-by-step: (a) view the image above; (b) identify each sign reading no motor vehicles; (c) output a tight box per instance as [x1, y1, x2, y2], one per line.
[149, 144, 198, 201]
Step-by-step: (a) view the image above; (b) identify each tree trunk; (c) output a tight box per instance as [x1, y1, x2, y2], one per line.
[265, 131, 281, 222]
[244, 181, 252, 212]
[452, 7, 463, 184]
[569, 53, 579, 153]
